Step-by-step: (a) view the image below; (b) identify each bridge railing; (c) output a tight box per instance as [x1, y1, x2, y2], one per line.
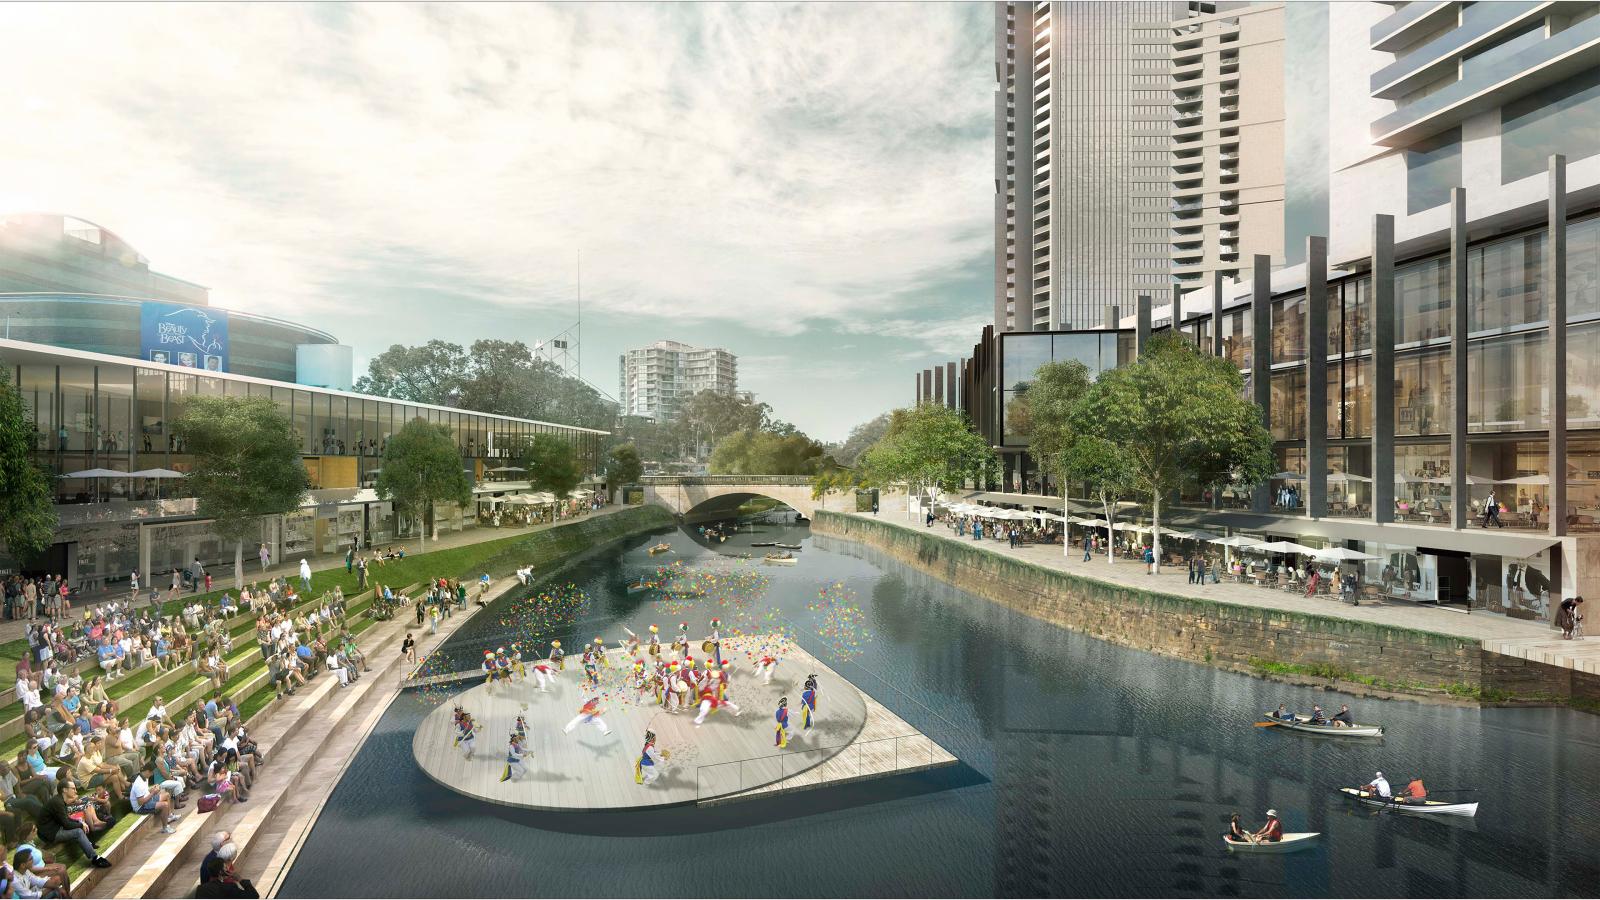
[639, 475, 813, 486]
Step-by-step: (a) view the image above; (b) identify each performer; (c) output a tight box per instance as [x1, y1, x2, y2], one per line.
[529, 659, 558, 693]
[582, 646, 599, 688]
[669, 663, 691, 714]
[801, 674, 818, 730]
[672, 622, 690, 659]
[593, 637, 610, 668]
[716, 660, 733, 702]
[622, 628, 641, 660]
[630, 660, 649, 705]
[457, 711, 477, 760]
[708, 617, 723, 666]
[549, 639, 564, 671]
[647, 625, 661, 659]
[500, 734, 528, 782]
[508, 643, 526, 681]
[774, 697, 789, 748]
[756, 652, 780, 685]
[482, 650, 498, 694]
[693, 682, 741, 726]
[563, 697, 611, 736]
[514, 714, 528, 740]
[634, 729, 668, 786]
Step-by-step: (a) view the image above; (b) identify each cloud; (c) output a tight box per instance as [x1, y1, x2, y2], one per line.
[0, 2, 993, 341]
[845, 314, 990, 357]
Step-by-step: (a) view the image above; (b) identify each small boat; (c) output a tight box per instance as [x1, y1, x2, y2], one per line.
[625, 580, 655, 594]
[647, 543, 673, 555]
[751, 541, 777, 548]
[1261, 713, 1384, 738]
[1224, 832, 1319, 854]
[1337, 787, 1478, 817]
[763, 553, 796, 566]
[774, 543, 802, 550]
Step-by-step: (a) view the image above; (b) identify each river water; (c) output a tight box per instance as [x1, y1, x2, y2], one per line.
[278, 521, 1600, 898]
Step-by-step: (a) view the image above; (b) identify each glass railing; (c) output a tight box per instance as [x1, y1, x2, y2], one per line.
[693, 733, 939, 802]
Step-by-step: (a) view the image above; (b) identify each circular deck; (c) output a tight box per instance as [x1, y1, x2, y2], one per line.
[411, 637, 867, 811]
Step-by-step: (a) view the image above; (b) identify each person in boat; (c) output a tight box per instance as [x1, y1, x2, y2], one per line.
[1273, 704, 1295, 722]
[1330, 704, 1354, 728]
[1251, 809, 1283, 843]
[1362, 771, 1392, 799]
[1307, 705, 1328, 725]
[1226, 813, 1252, 844]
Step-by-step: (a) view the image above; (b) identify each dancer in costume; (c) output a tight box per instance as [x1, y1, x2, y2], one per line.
[514, 714, 528, 740]
[774, 697, 789, 748]
[563, 697, 611, 736]
[482, 651, 498, 694]
[756, 652, 780, 685]
[581, 646, 599, 688]
[672, 622, 690, 659]
[508, 643, 526, 681]
[801, 674, 818, 730]
[693, 681, 741, 726]
[708, 618, 723, 666]
[647, 625, 661, 660]
[634, 729, 668, 786]
[549, 639, 565, 671]
[456, 711, 477, 759]
[593, 637, 610, 668]
[530, 659, 558, 693]
[500, 734, 528, 782]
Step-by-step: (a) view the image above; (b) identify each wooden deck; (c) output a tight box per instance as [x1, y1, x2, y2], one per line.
[411, 635, 954, 810]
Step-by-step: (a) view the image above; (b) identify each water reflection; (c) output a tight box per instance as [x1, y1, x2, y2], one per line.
[279, 523, 1600, 898]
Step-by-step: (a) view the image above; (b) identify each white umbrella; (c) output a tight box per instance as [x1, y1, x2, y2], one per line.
[1504, 474, 1550, 485]
[1033, 511, 1069, 522]
[1159, 529, 1194, 540]
[1272, 471, 1306, 481]
[1208, 535, 1262, 548]
[128, 468, 186, 479]
[1311, 546, 1379, 562]
[1185, 530, 1224, 542]
[1255, 540, 1320, 555]
[61, 468, 128, 479]
[1325, 472, 1371, 484]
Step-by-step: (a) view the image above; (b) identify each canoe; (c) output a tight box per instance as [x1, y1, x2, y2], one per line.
[751, 542, 777, 547]
[763, 555, 796, 566]
[1337, 787, 1478, 817]
[1262, 713, 1384, 738]
[625, 581, 654, 594]
[1224, 832, 1319, 853]
[647, 544, 673, 555]
[774, 543, 802, 550]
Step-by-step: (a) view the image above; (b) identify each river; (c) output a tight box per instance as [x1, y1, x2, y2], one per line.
[277, 520, 1600, 898]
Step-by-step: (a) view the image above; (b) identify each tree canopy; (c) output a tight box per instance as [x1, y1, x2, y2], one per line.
[708, 428, 828, 476]
[0, 375, 56, 564]
[354, 338, 617, 431]
[174, 395, 310, 586]
[377, 417, 474, 550]
[520, 433, 583, 499]
[833, 412, 893, 468]
[602, 443, 643, 490]
[858, 403, 993, 519]
[1074, 332, 1273, 570]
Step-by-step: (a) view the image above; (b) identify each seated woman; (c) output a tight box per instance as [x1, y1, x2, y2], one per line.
[74, 735, 130, 797]
[21, 711, 55, 757]
[207, 754, 249, 804]
[82, 676, 116, 719]
[59, 777, 111, 835]
[1225, 813, 1252, 844]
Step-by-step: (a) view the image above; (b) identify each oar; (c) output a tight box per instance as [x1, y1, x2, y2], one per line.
[1415, 789, 1478, 795]
[1254, 720, 1284, 727]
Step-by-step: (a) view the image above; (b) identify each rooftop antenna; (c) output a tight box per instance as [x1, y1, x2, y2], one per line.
[533, 249, 616, 401]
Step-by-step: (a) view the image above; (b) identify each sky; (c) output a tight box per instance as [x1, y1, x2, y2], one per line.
[0, 2, 995, 442]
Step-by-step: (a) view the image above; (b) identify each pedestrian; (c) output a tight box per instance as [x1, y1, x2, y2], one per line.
[1144, 545, 1155, 575]
[1557, 595, 1585, 640]
[130, 570, 140, 603]
[258, 544, 270, 573]
[298, 559, 312, 592]
[345, 547, 354, 574]
[357, 558, 368, 592]
[402, 634, 417, 666]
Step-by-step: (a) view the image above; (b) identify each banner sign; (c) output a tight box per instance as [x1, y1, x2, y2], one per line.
[140, 303, 229, 371]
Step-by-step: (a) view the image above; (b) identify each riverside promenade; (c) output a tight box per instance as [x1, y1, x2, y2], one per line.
[833, 496, 1600, 682]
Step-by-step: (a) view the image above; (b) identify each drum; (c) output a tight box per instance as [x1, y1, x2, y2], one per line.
[701, 640, 715, 654]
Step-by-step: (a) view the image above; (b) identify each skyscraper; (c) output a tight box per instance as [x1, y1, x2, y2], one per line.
[617, 340, 738, 422]
[994, 1, 1189, 333]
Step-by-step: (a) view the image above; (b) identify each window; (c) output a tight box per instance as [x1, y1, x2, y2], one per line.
[1271, 294, 1306, 364]
[1396, 257, 1451, 343]
[1501, 58, 1600, 183]
[1470, 232, 1544, 331]
[1395, 350, 1451, 437]
[1468, 332, 1547, 432]
[1570, 217, 1600, 319]
[1405, 127, 1461, 215]
[1270, 369, 1306, 440]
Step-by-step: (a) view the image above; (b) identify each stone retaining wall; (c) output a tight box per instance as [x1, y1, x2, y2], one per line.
[815, 511, 1540, 701]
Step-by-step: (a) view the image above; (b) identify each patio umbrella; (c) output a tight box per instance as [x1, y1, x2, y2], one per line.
[1504, 474, 1550, 485]
[1271, 471, 1306, 481]
[1255, 540, 1319, 555]
[1185, 530, 1223, 542]
[129, 467, 187, 500]
[1311, 546, 1379, 562]
[1208, 535, 1262, 547]
[60, 468, 128, 503]
[1325, 472, 1371, 484]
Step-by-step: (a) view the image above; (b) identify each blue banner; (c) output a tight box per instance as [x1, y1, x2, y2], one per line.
[140, 303, 229, 372]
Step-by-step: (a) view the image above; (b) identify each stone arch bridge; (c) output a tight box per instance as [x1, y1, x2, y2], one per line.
[638, 475, 823, 523]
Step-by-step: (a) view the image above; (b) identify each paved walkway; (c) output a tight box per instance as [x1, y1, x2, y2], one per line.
[841, 498, 1600, 673]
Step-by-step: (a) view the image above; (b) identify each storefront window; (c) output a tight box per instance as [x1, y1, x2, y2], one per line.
[1468, 332, 1547, 432]
[1571, 217, 1600, 319]
[1499, 549, 1555, 621]
[1568, 439, 1600, 532]
[1220, 308, 1251, 370]
[1269, 369, 1306, 440]
[1326, 446, 1372, 517]
[1270, 446, 1305, 512]
[1470, 231, 1544, 331]
[96, 365, 133, 476]
[59, 366, 95, 454]
[1396, 257, 1451, 344]
[135, 368, 165, 463]
[1329, 358, 1372, 439]
[1329, 277, 1372, 355]
[1271, 294, 1306, 364]
[19, 365, 56, 456]
[294, 390, 314, 454]
[1001, 334, 1052, 390]
[1393, 443, 1452, 525]
[1395, 349, 1451, 436]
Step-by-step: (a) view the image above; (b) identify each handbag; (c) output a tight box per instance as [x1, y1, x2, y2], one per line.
[197, 793, 221, 813]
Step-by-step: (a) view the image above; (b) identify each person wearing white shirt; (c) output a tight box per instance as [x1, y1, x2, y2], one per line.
[1366, 770, 1392, 799]
[16, 677, 42, 712]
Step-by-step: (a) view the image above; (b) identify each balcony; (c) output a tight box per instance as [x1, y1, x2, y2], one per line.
[1370, 1, 1460, 52]
[1370, 1, 1544, 100]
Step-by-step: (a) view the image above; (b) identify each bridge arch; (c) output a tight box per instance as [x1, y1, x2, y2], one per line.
[638, 476, 823, 522]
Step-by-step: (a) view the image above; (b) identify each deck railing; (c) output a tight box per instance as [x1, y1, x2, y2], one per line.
[693, 732, 934, 802]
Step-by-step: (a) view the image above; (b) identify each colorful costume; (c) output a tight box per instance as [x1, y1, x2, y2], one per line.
[774, 698, 789, 747]
[634, 730, 665, 785]
[801, 674, 818, 730]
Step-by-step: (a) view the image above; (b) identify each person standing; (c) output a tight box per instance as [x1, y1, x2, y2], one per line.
[22, 579, 36, 621]
[1557, 595, 1585, 640]
[1144, 545, 1155, 575]
[356, 558, 368, 592]
[344, 547, 354, 574]
[130, 570, 140, 603]
[298, 559, 312, 592]
[634, 730, 666, 786]
[258, 544, 270, 573]
[774, 696, 790, 748]
[800, 674, 818, 730]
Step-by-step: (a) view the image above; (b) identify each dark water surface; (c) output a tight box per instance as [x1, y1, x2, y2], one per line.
[279, 522, 1600, 898]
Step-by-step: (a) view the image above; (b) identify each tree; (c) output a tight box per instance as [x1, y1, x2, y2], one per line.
[858, 404, 994, 520]
[602, 443, 643, 495]
[708, 428, 827, 476]
[833, 412, 893, 467]
[353, 340, 468, 405]
[810, 465, 861, 511]
[521, 433, 583, 499]
[1011, 360, 1133, 563]
[1076, 333, 1273, 572]
[674, 390, 770, 458]
[377, 417, 474, 552]
[174, 396, 310, 588]
[0, 376, 56, 565]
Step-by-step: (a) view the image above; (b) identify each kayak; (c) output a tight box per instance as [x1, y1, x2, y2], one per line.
[1261, 713, 1384, 738]
[1337, 787, 1478, 816]
[774, 543, 802, 550]
[751, 542, 777, 547]
[1224, 832, 1320, 853]
[763, 554, 796, 566]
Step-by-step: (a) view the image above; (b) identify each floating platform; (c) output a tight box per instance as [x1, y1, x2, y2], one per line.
[410, 635, 955, 811]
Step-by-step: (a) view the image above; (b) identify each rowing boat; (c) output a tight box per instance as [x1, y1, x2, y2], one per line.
[1224, 832, 1319, 853]
[751, 542, 777, 547]
[763, 553, 796, 566]
[774, 543, 802, 550]
[1261, 713, 1384, 738]
[647, 543, 673, 555]
[1337, 787, 1478, 816]
[625, 580, 655, 594]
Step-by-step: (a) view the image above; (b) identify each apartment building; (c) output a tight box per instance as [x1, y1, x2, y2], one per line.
[617, 340, 738, 422]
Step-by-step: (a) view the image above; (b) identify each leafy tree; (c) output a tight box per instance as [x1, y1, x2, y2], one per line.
[858, 404, 993, 520]
[520, 433, 583, 499]
[0, 376, 56, 565]
[174, 396, 310, 588]
[603, 443, 644, 495]
[810, 465, 861, 510]
[833, 412, 893, 467]
[708, 428, 827, 476]
[377, 417, 474, 551]
[353, 340, 467, 405]
[674, 390, 770, 458]
[1076, 332, 1273, 572]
